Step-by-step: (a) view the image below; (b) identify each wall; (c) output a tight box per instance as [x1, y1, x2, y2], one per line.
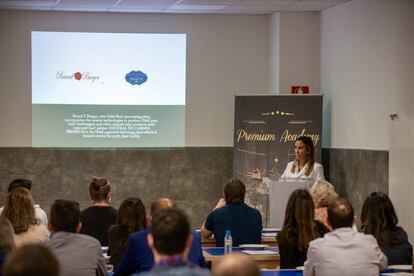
[322, 148, 388, 221]
[277, 12, 320, 94]
[0, 147, 233, 227]
[320, 0, 414, 150]
[0, 10, 271, 147]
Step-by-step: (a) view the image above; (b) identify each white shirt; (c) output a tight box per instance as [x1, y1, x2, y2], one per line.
[280, 161, 324, 181]
[304, 228, 387, 276]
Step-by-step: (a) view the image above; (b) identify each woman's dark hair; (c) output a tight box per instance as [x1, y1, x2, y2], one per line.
[277, 189, 319, 252]
[291, 136, 315, 177]
[89, 176, 111, 202]
[361, 192, 400, 248]
[108, 197, 147, 266]
[2, 188, 38, 234]
[117, 197, 147, 233]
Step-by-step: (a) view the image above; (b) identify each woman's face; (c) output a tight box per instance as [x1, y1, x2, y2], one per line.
[294, 140, 308, 162]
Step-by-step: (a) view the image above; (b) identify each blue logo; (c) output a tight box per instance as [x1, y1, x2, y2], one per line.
[125, 71, 148, 85]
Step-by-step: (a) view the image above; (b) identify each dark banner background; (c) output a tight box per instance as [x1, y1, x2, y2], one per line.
[233, 95, 323, 226]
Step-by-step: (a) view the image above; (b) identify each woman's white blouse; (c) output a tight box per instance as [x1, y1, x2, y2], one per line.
[280, 161, 325, 181]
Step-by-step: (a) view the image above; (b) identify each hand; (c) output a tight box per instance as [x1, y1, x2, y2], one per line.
[246, 169, 262, 181]
[214, 198, 226, 210]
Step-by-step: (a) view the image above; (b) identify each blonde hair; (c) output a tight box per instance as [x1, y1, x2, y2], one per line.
[2, 188, 38, 234]
[309, 180, 338, 208]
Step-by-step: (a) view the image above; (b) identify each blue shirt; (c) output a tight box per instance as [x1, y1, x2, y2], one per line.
[204, 202, 262, 246]
[114, 229, 205, 276]
[135, 256, 210, 276]
[0, 251, 7, 276]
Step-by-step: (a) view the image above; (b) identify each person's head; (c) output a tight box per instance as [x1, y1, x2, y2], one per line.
[118, 197, 147, 233]
[0, 216, 15, 253]
[7, 179, 32, 193]
[278, 189, 318, 252]
[150, 198, 176, 216]
[148, 208, 192, 260]
[224, 178, 246, 204]
[50, 199, 80, 233]
[89, 176, 111, 203]
[327, 198, 354, 229]
[292, 136, 315, 176]
[309, 180, 339, 208]
[2, 244, 59, 276]
[2, 188, 37, 234]
[361, 192, 399, 247]
[213, 253, 260, 276]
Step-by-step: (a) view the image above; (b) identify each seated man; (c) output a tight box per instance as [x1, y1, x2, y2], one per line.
[114, 198, 205, 275]
[43, 199, 107, 276]
[0, 179, 48, 226]
[137, 208, 209, 276]
[201, 178, 262, 246]
[304, 198, 387, 276]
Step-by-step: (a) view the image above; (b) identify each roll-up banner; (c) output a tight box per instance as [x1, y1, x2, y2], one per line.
[233, 95, 323, 226]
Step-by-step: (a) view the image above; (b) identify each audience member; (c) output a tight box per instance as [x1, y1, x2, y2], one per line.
[2, 244, 59, 276]
[137, 208, 209, 276]
[0, 216, 15, 275]
[309, 180, 338, 230]
[2, 187, 49, 247]
[114, 198, 205, 275]
[43, 199, 107, 276]
[108, 197, 147, 267]
[361, 192, 413, 265]
[304, 198, 387, 276]
[0, 179, 48, 226]
[80, 176, 117, 246]
[213, 253, 259, 276]
[277, 189, 328, 269]
[201, 178, 262, 246]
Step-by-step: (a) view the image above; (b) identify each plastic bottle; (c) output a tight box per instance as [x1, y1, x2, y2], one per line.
[224, 230, 232, 254]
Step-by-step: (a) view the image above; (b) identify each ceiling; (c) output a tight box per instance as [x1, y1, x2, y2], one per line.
[0, 0, 351, 14]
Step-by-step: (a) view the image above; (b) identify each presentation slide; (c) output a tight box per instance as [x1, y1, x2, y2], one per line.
[31, 31, 186, 147]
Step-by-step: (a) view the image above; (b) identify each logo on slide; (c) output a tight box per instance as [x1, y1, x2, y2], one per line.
[125, 71, 148, 85]
[56, 71, 100, 83]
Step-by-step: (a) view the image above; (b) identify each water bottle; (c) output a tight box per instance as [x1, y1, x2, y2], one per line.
[224, 230, 232, 254]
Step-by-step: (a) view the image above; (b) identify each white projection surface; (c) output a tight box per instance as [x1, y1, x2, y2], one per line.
[31, 31, 186, 147]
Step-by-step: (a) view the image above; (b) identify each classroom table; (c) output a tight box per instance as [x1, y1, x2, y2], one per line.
[260, 268, 413, 276]
[201, 230, 279, 247]
[203, 247, 280, 270]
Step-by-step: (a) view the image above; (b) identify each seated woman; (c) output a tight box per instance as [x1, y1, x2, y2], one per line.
[277, 189, 328, 269]
[108, 197, 147, 268]
[361, 192, 413, 265]
[2, 188, 49, 247]
[309, 180, 339, 230]
[80, 176, 117, 246]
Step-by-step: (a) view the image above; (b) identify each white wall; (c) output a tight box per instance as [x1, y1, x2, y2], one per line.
[278, 12, 320, 94]
[0, 11, 271, 147]
[321, 0, 414, 150]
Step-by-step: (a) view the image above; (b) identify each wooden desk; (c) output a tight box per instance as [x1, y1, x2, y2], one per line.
[203, 247, 280, 270]
[202, 235, 278, 247]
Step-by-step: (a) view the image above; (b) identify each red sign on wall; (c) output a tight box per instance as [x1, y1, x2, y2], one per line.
[291, 86, 309, 94]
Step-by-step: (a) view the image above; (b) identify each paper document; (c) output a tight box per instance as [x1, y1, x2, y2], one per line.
[242, 250, 278, 255]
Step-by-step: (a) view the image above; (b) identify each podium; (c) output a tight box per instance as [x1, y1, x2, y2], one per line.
[267, 178, 314, 228]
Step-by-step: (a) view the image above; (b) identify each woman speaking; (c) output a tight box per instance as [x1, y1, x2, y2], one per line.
[247, 136, 324, 182]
